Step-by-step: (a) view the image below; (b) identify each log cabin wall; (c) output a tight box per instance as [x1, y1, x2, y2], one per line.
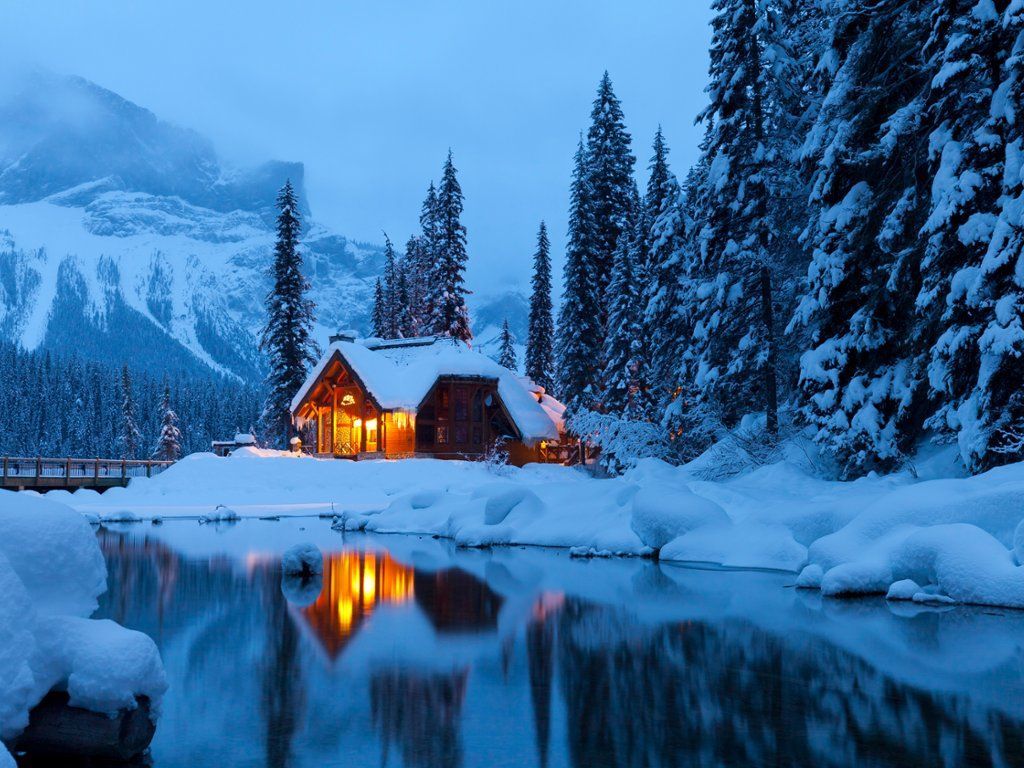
[413, 376, 507, 459]
[383, 412, 415, 456]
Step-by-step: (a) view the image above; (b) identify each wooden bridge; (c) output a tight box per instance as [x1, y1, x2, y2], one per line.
[1, 457, 175, 492]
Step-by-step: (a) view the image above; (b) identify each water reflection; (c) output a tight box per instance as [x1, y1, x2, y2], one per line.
[298, 552, 415, 660]
[90, 525, 1024, 768]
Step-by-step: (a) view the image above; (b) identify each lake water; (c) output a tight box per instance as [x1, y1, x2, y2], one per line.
[91, 518, 1024, 768]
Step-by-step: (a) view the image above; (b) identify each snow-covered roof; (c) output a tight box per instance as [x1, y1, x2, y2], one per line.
[291, 336, 561, 442]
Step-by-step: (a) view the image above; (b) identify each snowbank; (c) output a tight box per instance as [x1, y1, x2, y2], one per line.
[282, 543, 323, 577]
[64, 447, 1024, 609]
[0, 490, 167, 743]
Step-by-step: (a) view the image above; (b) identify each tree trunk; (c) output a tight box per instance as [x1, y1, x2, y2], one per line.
[760, 265, 779, 436]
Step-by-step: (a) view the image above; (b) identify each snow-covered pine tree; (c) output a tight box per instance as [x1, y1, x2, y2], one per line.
[394, 266, 415, 339]
[259, 180, 320, 447]
[382, 234, 401, 338]
[585, 72, 637, 336]
[403, 235, 426, 336]
[689, 0, 800, 436]
[433, 151, 472, 342]
[372, 278, 388, 338]
[638, 128, 684, 418]
[791, 1, 935, 477]
[920, 0, 1016, 471]
[497, 319, 518, 371]
[418, 183, 442, 334]
[949, 3, 1024, 469]
[525, 221, 556, 392]
[556, 138, 602, 411]
[155, 379, 182, 461]
[647, 127, 709, 438]
[601, 191, 645, 417]
[118, 364, 141, 459]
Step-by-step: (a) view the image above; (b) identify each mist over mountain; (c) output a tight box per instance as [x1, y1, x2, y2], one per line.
[0, 70, 383, 381]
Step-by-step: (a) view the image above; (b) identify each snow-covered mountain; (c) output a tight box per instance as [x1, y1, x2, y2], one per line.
[0, 71, 383, 381]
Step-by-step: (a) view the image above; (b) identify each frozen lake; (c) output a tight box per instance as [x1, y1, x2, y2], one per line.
[93, 517, 1024, 768]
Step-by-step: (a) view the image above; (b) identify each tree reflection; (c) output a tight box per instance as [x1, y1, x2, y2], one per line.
[555, 597, 1024, 768]
[370, 668, 469, 768]
[259, 568, 305, 768]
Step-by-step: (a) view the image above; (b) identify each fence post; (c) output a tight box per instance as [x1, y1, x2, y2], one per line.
[64, 458, 71, 487]
[121, 459, 127, 485]
[2, 457, 7, 485]
[36, 456, 41, 479]
[146, 461, 152, 478]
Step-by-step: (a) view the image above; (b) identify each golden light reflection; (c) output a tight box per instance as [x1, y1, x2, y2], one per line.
[300, 550, 415, 659]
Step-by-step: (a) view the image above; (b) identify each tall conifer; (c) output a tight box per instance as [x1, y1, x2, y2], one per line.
[259, 180, 320, 446]
[498, 319, 518, 371]
[556, 138, 601, 411]
[433, 151, 472, 342]
[155, 379, 182, 461]
[525, 221, 555, 392]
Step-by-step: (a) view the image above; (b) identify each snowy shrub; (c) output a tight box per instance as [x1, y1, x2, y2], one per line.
[567, 409, 669, 476]
[483, 438, 513, 477]
[692, 424, 785, 481]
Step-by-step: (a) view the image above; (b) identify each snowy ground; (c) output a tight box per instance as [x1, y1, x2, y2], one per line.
[0, 491, 166, 764]
[50, 445, 1024, 611]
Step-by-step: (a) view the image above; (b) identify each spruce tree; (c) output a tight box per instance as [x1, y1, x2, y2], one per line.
[584, 72, 637, 336]
[951, 4, 1024, 469]
[394, 267, 414, 338]
[382, 234, 400, 338]
[372, 278, 388, 338]
[525, 221, 555, 392]
[601, 200, 644, 417]
[556, 138, 602, 411]
[403, 235, 426, 336]
[155, 380, 182, 461]
[118, 364, 141, 459]
[920, 0, 1016, 471]
[433, 151, 472, 342]
[497, 319, 518, 371]
[689, 0, 791, 435]
[418, 183, 441, 333]
[259, 180, 320, 447]
[791, 1, 934, 477]
[643, 132, 690, 417]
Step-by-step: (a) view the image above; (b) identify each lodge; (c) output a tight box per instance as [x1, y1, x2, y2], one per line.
[289, 332, 574, 466]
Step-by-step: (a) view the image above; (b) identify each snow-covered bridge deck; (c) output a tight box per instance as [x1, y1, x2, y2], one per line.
[1, 457, 175, 492]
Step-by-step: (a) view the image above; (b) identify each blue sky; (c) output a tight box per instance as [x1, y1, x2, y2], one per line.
[1, 1, 713, 297]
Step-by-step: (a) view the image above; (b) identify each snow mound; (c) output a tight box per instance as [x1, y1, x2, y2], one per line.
[281, 543, 323, 577]
[473, 485, 542, 526]
[629, 484, 729, 551]
[815, 523, 1024, 608]
[1015, 518, 1024, 565]
[0, 744, 13, 768]
[31, 616, 167, 715]
[199, 505, 240, 524]
[0, 490, 107, 616]
[796, 563, 823, 589]
[99, 510, 142, 524]
[0, 491, 167, 742]
[0, 551, 34, 738]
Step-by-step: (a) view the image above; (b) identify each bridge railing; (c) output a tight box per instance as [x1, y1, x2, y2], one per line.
[1, 457, 176, 485]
